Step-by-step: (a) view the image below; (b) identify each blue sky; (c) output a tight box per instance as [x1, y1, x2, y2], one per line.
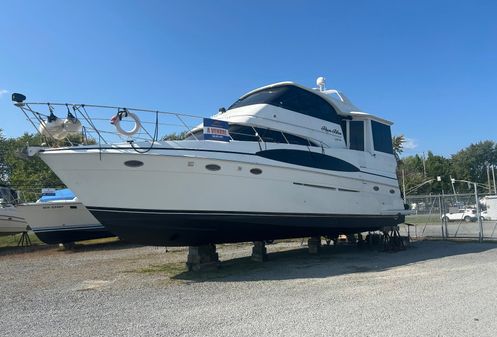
[1, 0, 496, 157]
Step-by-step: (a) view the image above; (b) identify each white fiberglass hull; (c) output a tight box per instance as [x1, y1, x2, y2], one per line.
[0, 206, 28, 236]
[16, 201, 114, 244]
[37, 142, 406, 246]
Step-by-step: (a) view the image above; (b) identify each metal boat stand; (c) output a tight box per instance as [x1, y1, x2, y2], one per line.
[251, 241, 268, 262]
[308, 236, 322, 254]
[17, 231, 31, 247]
[186, 244, 220, 272]
[381, 226, 408, 251]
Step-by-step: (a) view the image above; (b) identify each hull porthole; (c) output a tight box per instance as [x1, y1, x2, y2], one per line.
[124, 160, 144, 168]
[206, 164, 221, 171]
[250, 168, 263, 175]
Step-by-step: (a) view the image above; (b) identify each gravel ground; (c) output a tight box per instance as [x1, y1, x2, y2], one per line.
[1, 239, 497, 337]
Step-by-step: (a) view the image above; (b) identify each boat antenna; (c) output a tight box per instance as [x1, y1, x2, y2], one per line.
[316, 77, 326, 92]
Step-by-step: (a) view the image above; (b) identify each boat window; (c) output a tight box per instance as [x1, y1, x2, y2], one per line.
[371, 120, 393, 154]
[229, 125, 259, 141]
[254, 127, 286, 143]
[349, 121, 364, 151]
[230, 124, 318, 147]
[283, 132, 316, 147]
[340, 120, 348, 146]
[228, 85, 341, 124]
[184, 130, 204, 140]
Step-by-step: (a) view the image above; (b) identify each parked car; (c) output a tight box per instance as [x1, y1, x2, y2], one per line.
[480, 210, 488, 221]
[441, 208, 477, 222]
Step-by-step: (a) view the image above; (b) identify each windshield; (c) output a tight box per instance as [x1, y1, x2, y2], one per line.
[228, 85, 341, 124]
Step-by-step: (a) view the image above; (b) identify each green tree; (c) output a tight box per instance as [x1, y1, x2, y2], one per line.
[401, 155, 427, 194]
[392, 134, 405, 163]
[451, 140, 497, 191]
[2, 133, 64, 200]
[425, 151, 452, 193]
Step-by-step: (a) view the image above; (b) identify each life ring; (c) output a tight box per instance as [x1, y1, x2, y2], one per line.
[111, 111, 141, 136]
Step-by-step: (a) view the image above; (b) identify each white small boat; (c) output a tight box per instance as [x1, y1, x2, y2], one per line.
[16, 189, 114, 244]
[0, 187, 28, 236]
[0, 203, 28, 236]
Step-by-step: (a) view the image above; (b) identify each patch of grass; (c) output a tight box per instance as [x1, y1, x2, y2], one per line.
[406, 214, 441, 225]
[0, 232, 43, 248]
[138, 262, 188, 276]
[132, 256, 267, 282]
[76, 237, 120, 246]
[178, 257, 266, 281]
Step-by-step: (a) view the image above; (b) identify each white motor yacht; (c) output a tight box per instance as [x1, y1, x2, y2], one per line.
[13, 77, 409, 246]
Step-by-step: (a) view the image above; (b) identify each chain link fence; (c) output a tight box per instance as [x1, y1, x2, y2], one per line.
[404, 193, 497, 240]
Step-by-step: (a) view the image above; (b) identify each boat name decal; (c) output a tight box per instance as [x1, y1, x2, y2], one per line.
[321, 126, 342, 136]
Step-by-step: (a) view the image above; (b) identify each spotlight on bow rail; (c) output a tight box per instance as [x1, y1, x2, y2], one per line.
[12, 93, 26, 104]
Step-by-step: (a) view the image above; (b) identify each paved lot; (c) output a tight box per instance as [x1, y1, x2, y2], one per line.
[1, 239, 497, 337]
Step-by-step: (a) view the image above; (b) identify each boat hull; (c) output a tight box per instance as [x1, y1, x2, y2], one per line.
[16, 201, 114, 244]
[0, 209, 28, 236]
[33, 224, 113, 245]
[89, 207, 404, 246]
[38, 144, 406, 246]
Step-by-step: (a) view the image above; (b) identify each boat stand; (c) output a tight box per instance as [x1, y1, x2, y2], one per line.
[308, 236, 321, 254]
[17, 231, 31, 247]
[381, 226, 408, 251]
[186, 244, 220, 272]
[251, 241, 268, 262]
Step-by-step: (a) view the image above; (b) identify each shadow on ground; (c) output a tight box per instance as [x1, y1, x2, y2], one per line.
[171, 240, 497, 283]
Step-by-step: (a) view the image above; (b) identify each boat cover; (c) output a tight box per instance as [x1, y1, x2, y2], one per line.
[39, 188, 76, 202]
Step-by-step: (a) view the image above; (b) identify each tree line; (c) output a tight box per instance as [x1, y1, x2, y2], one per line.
[395, 137, 497, 196]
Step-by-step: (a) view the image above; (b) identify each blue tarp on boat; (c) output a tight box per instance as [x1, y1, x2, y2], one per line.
[39, 188, 76, 202]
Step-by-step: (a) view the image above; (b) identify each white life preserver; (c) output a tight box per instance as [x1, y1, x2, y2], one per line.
[111, 111, 141, 136]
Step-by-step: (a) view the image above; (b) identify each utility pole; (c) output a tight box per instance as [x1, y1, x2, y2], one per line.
[450, 175, 458, 203]
[492, 165, 497, 194]
[487, 165, 492, 194]
[402, 168, 406, 203]
[422, 152, 426, 178]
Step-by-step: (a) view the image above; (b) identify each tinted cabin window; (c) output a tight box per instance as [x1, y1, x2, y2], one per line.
[254, 127, 286, 143]
[340, 120, 348, 146]
[371, 120, 393, 154]
[228, 85, 341, 124]
[229, 125, 258, 141]
[283, 133, 314, 146]
[229, 124, 318, 147]
[349, 121, 364, 151]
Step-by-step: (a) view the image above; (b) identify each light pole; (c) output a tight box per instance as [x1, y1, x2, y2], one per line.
[451, 178, 484, 243]
[405, 179, 435, 196]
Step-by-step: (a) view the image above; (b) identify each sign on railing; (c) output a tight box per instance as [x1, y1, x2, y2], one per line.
[203, 118, 230, 142]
